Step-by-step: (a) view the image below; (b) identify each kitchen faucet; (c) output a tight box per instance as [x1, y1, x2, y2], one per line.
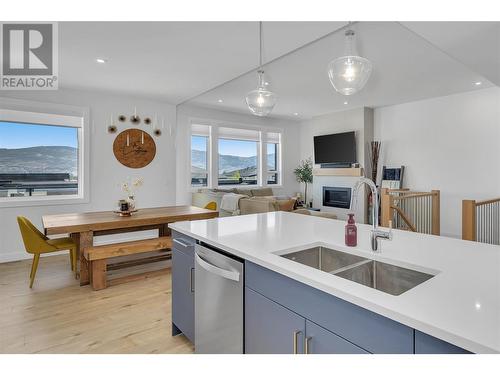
[351, 177, 392, 252]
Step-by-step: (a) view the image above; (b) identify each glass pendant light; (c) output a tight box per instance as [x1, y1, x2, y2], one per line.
[327, 28, 372, 96]
[246, 22, 277, 116]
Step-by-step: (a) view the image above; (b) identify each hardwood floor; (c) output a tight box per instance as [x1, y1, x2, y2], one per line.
[0, 254, 194, 354]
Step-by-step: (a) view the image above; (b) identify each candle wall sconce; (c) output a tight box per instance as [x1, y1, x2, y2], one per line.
[130, 115, 141, 124]
[115, 111, 155, 127]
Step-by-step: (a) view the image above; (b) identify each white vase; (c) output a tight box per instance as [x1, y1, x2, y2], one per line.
[127, 196, 136, 211]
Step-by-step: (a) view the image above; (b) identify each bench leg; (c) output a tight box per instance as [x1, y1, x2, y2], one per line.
[91, 259, 107, 291]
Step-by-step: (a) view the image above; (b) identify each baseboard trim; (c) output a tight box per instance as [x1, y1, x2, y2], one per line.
[0, 251, 65, 263]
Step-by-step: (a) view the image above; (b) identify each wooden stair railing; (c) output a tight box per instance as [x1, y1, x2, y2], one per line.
[462, 197, 500, 244]
[381, 188, 440, 235]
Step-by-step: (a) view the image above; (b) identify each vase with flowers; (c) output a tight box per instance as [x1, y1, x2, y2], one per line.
[121, 177, 144, 212]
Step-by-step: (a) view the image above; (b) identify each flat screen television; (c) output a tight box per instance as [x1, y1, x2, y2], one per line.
[313, 131, 356, 165]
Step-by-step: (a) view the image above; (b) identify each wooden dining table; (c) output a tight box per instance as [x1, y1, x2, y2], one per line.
[42, 205, 218, 286]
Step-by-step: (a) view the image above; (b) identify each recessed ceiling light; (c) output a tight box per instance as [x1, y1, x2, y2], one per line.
[96, 58, 108, 64]
[344, 101, 348, 105]
[474, 81, 482, 86]
[217, 99, 223, 103]
[293, 112, 299, 116]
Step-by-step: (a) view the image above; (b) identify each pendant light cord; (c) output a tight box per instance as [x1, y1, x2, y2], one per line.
[259, 21, 263, 70]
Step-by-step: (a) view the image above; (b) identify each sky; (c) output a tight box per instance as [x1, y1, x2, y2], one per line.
[191, 135, 207, 152]
[191, 135, 258, 157]
[0, 121, 78, 149]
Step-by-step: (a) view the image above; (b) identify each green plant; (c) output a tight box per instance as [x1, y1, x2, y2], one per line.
[294, 158, 313, 205]
[232, 170, 241, 180]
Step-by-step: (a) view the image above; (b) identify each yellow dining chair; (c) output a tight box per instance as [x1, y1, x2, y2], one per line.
[17, 216, 77, 288]
[204, 201, 217, 211]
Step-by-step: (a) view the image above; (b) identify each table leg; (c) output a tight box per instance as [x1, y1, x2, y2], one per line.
[159, 224, 171, 237]
[79, 231, 93, 286]
[70, 233, 80, 279]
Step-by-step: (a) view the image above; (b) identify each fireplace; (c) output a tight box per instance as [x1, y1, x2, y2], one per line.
[323, 187, 352, 209]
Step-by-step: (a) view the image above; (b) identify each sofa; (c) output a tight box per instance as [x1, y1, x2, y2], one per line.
[192, 187, 294, 216]
[191, 187, 337, 220]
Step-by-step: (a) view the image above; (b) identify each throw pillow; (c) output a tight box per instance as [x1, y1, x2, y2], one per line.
[277, 198, 296, 212]
[235, 188, 252, 196]
[212, 188, 237, 193]
[251, 188, 274, 197]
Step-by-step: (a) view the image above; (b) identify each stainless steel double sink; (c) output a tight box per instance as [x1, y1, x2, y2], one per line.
[280, 246, 435, 296]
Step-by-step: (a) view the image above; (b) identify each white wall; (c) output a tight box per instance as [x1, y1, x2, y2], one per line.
[0, 89, 177, 262]
[175, 104, 301, 205]
[299, 107, 373, 222]
[374, 87, 500, 238]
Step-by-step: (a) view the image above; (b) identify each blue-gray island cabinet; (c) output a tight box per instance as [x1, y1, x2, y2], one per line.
[245, 261, 469, 354]
[171, 231, 470, 354]
[171, 231, 196, 343]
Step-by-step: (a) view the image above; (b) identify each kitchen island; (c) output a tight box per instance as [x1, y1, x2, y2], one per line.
[169, 211, 500, 354]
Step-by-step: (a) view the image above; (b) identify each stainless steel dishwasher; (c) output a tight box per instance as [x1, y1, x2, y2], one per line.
[194, 243, 244, 354]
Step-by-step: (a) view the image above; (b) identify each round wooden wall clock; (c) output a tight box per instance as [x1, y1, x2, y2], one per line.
[113, 129, 156, 168]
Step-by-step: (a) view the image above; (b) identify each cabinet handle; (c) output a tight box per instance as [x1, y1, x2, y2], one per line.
[305, 336, 312, 354]
[173, 238, 192, 248]
[190, 267, 195, 293]
[293, 330, 301, 354]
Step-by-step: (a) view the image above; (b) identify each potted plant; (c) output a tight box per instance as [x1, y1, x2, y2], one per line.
[294, 158, 313, 207]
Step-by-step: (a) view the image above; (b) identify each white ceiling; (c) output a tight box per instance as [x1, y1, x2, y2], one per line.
[401, 22, 500, 86]
[58, 21, 499, 119]
[59, 21, 346, 103]
[189, 21, 498, 119]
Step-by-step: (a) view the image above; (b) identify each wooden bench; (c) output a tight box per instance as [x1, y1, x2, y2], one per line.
[83, 236, 173, 290]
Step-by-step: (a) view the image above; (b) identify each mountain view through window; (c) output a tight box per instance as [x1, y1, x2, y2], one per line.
[191, 127, 280, 187]
[0, 121, 79, 198]
[191, 135, 208, 186]
[218, 138, 258, 185]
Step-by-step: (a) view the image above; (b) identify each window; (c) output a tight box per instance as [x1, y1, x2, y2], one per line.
[218, 138, 258, 186]
[191, 135, 209, 187]
[190, 122, 281, 188]
[0, 107, 85, 204]
[191, 123, 210, 187]
[266, 132, 281, 185]
[267, 143, 278, 184]
[218, 127, 260, 186]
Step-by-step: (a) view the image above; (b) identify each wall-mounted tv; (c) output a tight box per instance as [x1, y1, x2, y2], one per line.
[313, 131, 356, 165]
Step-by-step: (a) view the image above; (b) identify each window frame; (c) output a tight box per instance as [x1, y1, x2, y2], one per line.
[0, 98, 89, 208]
[189, 117, 283, 190]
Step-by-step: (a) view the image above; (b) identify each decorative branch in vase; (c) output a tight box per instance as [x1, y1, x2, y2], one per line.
[121, 177, 144, 211]
[294, 158, 313, 207]
[370, 141, 381, 183]
[368, 141, 381, 225]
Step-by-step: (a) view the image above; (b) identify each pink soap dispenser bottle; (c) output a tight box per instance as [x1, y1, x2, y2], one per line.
[345, 213, 357, 247]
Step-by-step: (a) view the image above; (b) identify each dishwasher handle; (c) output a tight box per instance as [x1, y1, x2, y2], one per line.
[195, 253, 240, 282]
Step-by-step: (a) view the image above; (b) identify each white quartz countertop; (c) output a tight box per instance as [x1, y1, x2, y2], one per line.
[169, 211, 500, 353]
